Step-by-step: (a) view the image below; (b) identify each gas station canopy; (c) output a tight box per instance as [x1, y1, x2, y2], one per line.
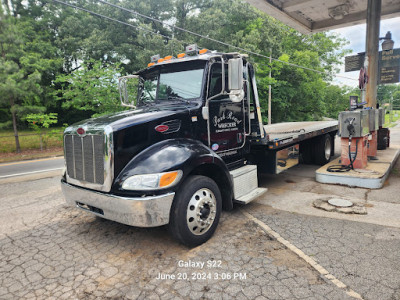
[246, 0, 400, 34]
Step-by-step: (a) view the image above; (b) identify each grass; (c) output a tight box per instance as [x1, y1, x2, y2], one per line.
[0, 128, 64, 163]
[0, 147, 64, 163]
[0, 128, 64, 153]
[384, 110, 400, 127]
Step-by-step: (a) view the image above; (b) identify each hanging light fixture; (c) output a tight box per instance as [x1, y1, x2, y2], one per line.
[380, 31, 394, 51]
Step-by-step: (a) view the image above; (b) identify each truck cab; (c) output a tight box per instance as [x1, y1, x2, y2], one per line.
[61, 46, 337, 247]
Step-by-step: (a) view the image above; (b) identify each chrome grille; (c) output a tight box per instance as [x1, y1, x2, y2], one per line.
[65, 134, 104, 184]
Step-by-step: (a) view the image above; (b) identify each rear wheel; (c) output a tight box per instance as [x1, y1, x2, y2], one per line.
[315, 134, 332, 165]
[168, 175, 222, 247]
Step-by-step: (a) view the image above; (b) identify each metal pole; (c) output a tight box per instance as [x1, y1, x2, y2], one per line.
[390, 95, 393, 123]
[268, 48, 272, 125]
[365, 0, 381, 108]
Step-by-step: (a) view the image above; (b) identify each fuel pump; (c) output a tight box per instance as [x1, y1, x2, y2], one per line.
[338, 110, 369, 169]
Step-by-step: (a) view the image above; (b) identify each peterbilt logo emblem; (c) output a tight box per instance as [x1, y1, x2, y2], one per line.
[155, 125, 169, 133]
[76, 127, 86, 136]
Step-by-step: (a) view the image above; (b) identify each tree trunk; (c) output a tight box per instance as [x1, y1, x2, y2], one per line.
[10, 100, 21, 153]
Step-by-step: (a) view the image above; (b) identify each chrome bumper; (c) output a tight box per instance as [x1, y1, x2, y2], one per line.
[61, 181, 175, 227]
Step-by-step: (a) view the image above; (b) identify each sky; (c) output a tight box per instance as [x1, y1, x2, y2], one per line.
[329, 17, 400, 87]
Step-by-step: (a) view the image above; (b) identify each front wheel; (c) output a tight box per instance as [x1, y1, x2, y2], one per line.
[168, 175, 222, 247]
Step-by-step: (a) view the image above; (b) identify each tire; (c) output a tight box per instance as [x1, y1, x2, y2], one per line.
[315, 134, 332, 165]
[168, 175, 222, 247]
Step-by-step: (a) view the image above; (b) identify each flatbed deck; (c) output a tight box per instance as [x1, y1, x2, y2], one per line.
[264, 121, 338, 150]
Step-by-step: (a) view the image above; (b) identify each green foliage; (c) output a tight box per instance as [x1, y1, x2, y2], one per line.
[26, 113, 58, 131]
[0, 12, 62, 151]
[377, 84, 400, 108]
[25, 113, 58, 149]
[1, 0, 359, 141]
[54, 60, 125, 117]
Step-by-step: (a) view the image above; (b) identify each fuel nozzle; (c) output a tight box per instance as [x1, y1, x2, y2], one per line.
[346, 118, 356, 137]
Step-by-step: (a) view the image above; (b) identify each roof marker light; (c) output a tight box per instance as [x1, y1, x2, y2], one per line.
[157, 58, 165, 63]
[177, 53, 185, 58]
[164, 55, 173, 61]
[199, 49, 208, 55]
[147, 62, 155, 67]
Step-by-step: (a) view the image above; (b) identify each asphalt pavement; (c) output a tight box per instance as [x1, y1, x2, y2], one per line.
[0, 124, 399, 299]
[0, 157, 64, 179]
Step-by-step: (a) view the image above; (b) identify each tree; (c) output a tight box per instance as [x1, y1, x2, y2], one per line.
[1, 0, 353, 133]
[377, 84, 400, 107]
[0, 15, 60, 152]
[54, 60, 125, 116]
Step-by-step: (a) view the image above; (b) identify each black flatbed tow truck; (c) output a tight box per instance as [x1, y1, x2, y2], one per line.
[61, 46, 338, 246]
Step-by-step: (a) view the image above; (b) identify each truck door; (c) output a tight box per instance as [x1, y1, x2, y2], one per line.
[206, 59, 247, 155]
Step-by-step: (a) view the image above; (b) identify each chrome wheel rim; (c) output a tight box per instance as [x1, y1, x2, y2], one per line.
[186, 188, 217, 235]
[324, 138, 332, 161]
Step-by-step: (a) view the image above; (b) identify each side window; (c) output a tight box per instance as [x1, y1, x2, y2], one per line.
[207, 63, 229, 99]
[141, 78, 157, 102]
[208, 63, 223, 98]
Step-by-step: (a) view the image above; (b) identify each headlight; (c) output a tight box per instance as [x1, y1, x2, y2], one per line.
[122, 170, 183, 190]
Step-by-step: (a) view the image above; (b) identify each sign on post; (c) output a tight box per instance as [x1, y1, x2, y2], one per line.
[345, 53, 365, 72]
[379, 49, 400, 84]
[345, 49, 400, 84]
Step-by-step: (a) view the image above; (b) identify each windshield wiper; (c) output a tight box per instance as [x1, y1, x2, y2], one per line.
[165, 96, 190, 104]
[138, 101, 155, 107]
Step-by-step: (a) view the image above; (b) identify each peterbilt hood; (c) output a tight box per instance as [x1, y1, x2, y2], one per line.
[63, 105, 195, 192]
[68, 106, 188, 132]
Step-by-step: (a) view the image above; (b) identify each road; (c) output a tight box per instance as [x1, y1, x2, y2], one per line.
[0, 157, 64, 179]
[0, 125, 399, 299]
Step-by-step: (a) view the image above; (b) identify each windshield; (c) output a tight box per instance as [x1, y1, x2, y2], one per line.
[139, 68, 204, 105]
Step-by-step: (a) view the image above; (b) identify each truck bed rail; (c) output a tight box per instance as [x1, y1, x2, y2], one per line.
[264, 121, 338, 150]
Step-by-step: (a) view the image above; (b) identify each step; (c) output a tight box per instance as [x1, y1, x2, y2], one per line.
[230, 165, 258, 199]
[234, 187, 268, 205]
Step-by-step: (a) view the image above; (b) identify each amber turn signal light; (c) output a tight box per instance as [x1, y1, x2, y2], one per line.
[159, 171, 179, 188]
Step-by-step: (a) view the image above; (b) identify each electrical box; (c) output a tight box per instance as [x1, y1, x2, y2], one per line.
[378, 108, 385, 127]
[339, 110, 370, 138]
[367, 109, 379, 132]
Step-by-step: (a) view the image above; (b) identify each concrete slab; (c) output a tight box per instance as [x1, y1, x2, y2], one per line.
[255, 188, 400, 229]
[316, 146, 400, 189]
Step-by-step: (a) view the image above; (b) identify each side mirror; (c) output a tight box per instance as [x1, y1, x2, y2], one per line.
[118, 75, 139, 108]
[228, 58, 244, 102]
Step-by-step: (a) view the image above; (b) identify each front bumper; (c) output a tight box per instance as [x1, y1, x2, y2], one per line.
[61, 181, 175, 227]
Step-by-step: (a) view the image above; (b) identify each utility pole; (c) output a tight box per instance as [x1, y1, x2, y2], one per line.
[268, 48, 272, 125]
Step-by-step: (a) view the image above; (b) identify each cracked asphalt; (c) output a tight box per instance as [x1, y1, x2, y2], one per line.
[0, 126, 399, 299]
[0, 176, 352, 300]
